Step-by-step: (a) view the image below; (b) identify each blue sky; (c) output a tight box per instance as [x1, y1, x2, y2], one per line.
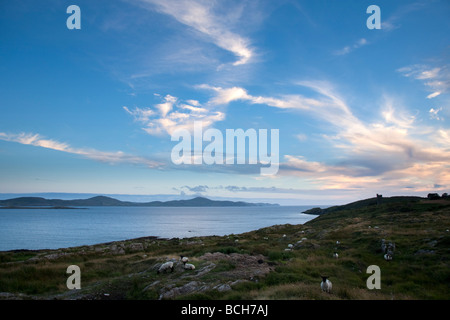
[0, 0, 449, 205]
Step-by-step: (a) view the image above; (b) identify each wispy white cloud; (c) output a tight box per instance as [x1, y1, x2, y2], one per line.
[398, 63, 450, 99]
[197, 85, 251, 105]
[283, 95, 450, 191]
[381, 95, 416, 128]
[295, 133, 307, 142]
[427, 92, 441, 99]
[429, 107, 444, 121]
[0, 132, 162, 168]
[124, 93, 225, 136]
[122, 106, 155, 123]
[199, 81, 360, 130]
[381, 0, 429, 32]
[334, 38, 368, 56]
[0, 133, 70, 152]
[134, 0, 255, 66]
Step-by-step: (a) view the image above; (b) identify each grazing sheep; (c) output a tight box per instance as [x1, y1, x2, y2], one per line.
[387, 242, 395, 253]
[287, 244, 294, 249]
[180, 255, 189, 265]
[381, 239, 386, 253]
[157, 261, 174, 274]
[381, 239, 395, 254]
[333, 252, 339, 259]
[320, 276, 332, 293]
[384, 253, 393, 261]
[184, 263, 196, 270]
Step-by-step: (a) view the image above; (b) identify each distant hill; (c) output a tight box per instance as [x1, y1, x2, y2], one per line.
[302, 196, 426, 215]
[0, 196, 278, 207]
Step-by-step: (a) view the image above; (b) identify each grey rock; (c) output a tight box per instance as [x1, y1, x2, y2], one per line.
[427, 240, 438, 247]
[195, 262, 216, 277]
[159, 281, 210, 300]
[43, 252, 68, 260]
[143, 281, 160, 291]
[128, 243, 144, 251]
[214, 284, 231, 292]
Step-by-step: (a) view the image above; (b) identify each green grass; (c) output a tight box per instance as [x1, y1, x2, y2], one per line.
[0, 251, 37, 263]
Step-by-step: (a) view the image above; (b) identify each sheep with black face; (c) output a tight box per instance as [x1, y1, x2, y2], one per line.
[157, 261, 174, 274]
[320, 276, 332, 293]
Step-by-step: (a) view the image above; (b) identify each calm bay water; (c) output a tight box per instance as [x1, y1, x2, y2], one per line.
[0, 206, 318, 251]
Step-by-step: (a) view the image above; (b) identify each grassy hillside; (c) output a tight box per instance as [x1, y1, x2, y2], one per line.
[0, 196, 449, 300]
[302, 196, 425, 215]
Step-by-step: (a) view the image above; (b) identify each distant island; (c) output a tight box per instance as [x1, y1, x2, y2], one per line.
[0, 206, 81, 210]
[0, 196, 279, 208]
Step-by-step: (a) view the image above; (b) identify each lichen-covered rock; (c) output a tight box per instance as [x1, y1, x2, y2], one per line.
[159, 281, 210, 300]
[128, 242, 144, 251]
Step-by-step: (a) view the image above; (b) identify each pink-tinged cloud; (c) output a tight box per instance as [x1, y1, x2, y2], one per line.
[0, 132, 162, 169]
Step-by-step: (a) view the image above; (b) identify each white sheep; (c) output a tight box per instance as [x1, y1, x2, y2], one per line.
[384, 253, 393, 261]
[320, 276, 332, 293]
[387, 242, 395, 253]
[336, 241, 340, 245]
[184, 263, 196, 270]
[287, 244, 294, 249]
[157, 261, 174, 274]
[333, 252, 339, 259]
[381, 239, 386, 253]
[180, 255, 189, 265]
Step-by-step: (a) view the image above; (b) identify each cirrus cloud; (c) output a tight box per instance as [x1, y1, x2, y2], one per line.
[196, 81, 450, 192]
[0, 132, 162, 169]
[132, 0, 255, 66]
[124, 94, 226, 136]
[398, 63, 450, 99]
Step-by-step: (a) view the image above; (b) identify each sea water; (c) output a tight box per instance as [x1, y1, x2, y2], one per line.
[0, 206, 318, 251]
